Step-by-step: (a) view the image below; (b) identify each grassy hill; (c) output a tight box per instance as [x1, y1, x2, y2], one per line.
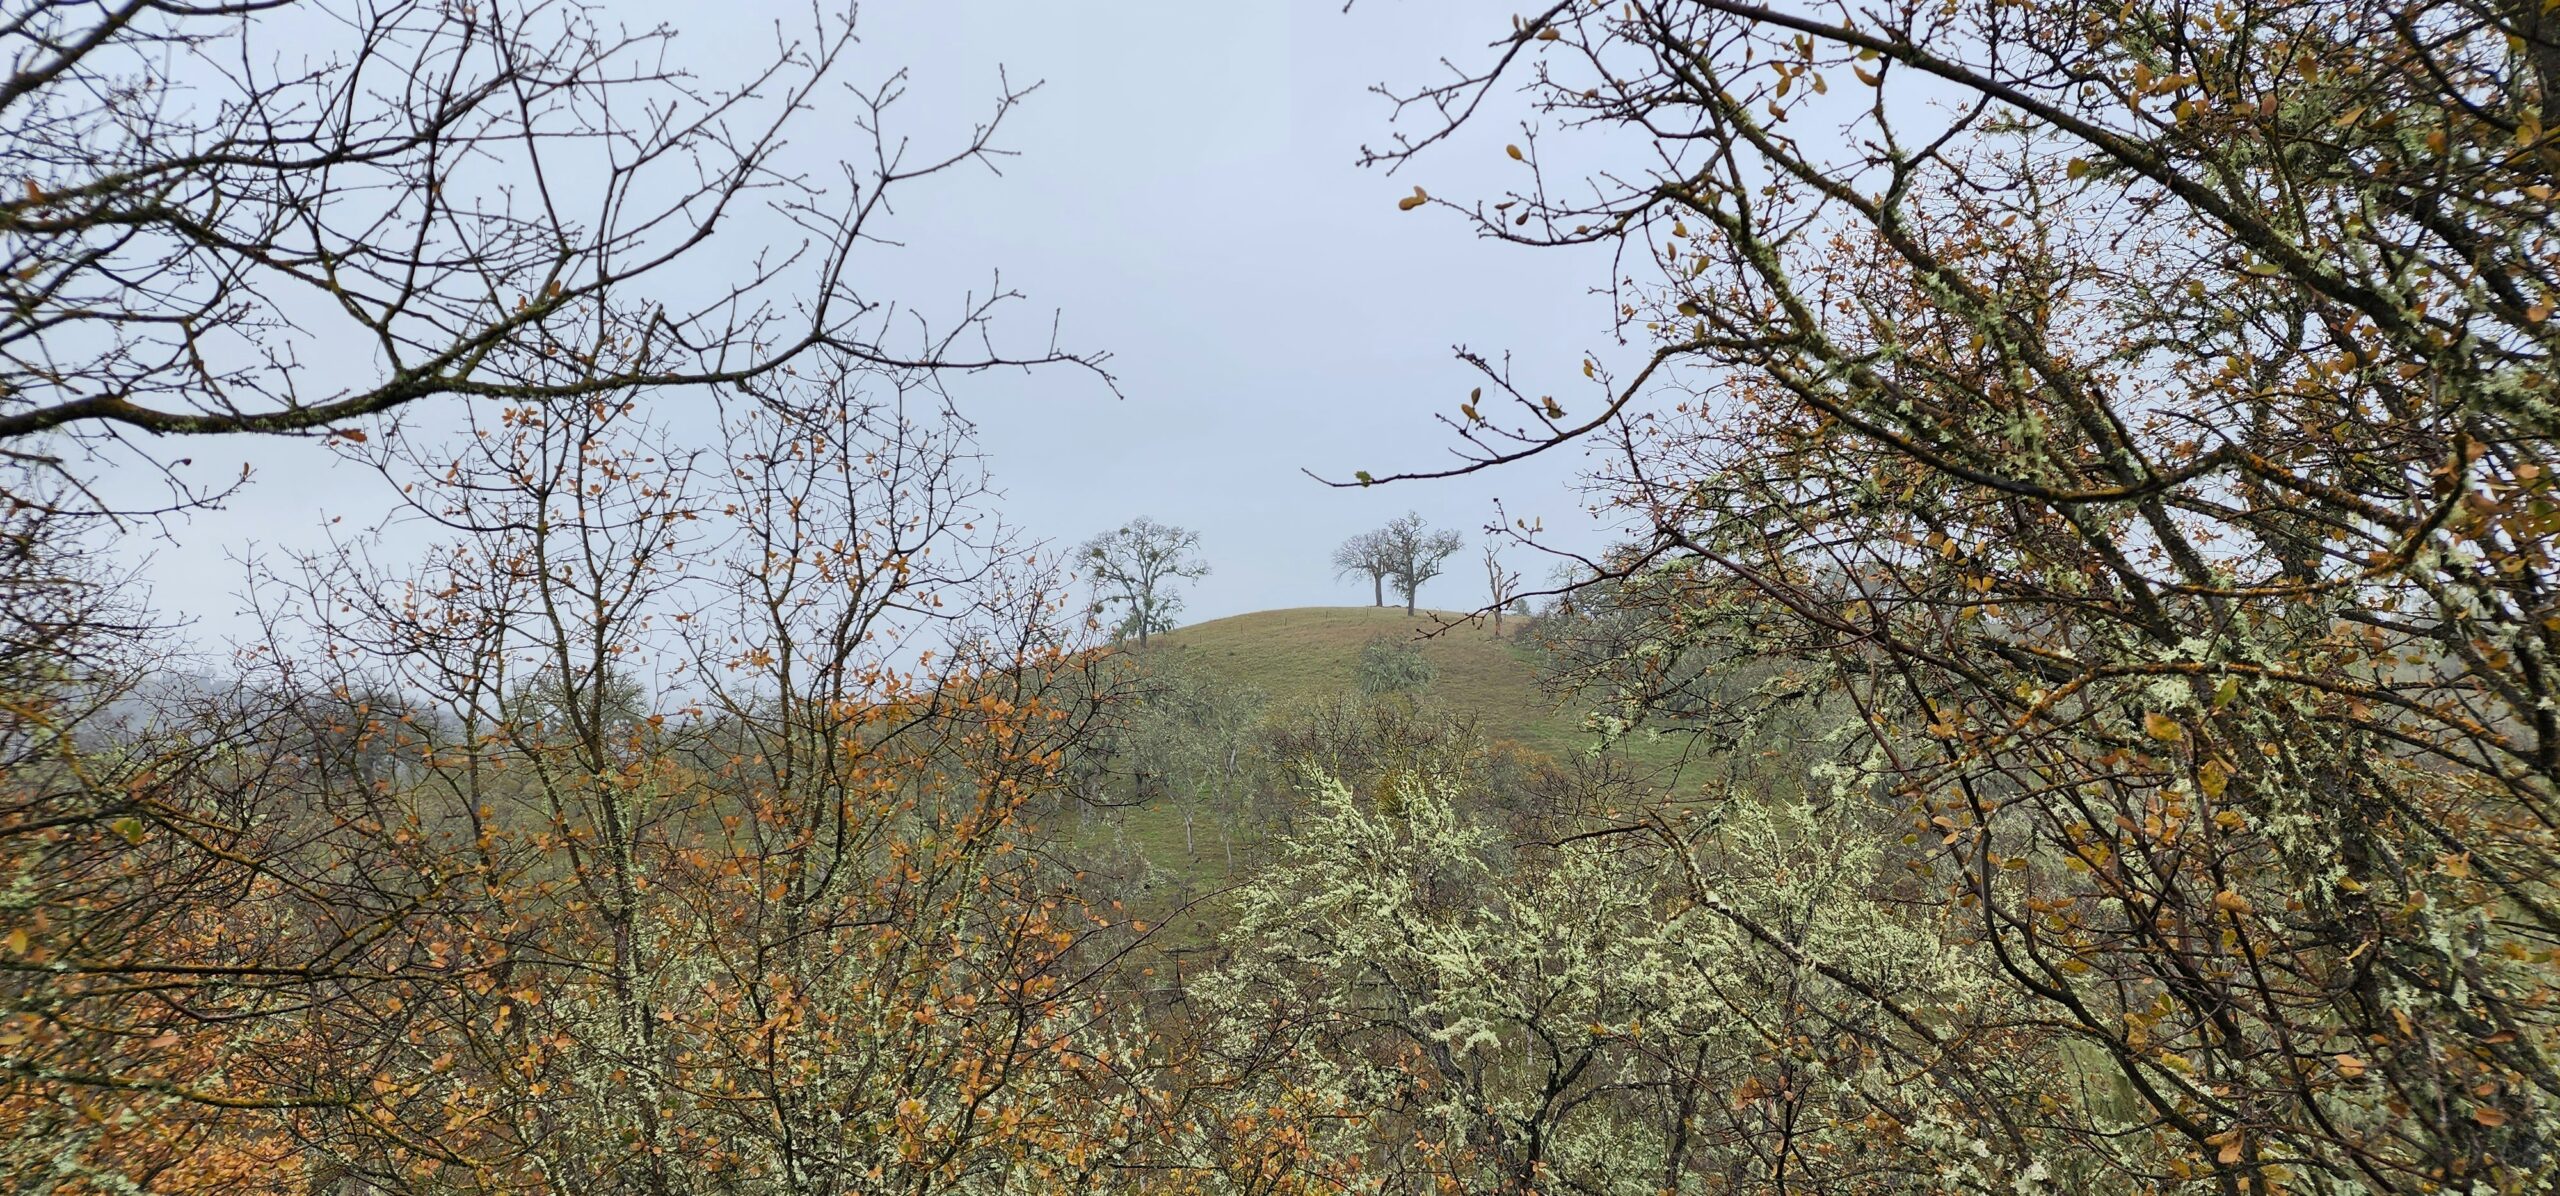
[1146, 605, 1609, 764]
[1057, 607, 1713, 891]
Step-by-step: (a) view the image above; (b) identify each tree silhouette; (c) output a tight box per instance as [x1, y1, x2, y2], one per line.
[1081, 517, 1208, 646]
[1331, 530, 1396, 607]
[1374, 512, 1463, 615]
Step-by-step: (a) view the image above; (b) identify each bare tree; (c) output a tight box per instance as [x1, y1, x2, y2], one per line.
[1331, 530, 1395, 607]
[1482, 545, 1520, 638]
[0, 4, 1127, 1181]
[0, 0, 1107, 511]
[208, 389, 1143, 1192]
[1375, 511, 1462, 616]
[1081, 516, 1207, 646]
[1345, 0, 2560, 1187]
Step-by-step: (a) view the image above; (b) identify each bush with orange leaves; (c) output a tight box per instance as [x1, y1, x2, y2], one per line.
[0, 391, 1190, 1194]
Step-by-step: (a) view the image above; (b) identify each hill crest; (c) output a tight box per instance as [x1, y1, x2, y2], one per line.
[1144, 605, 1586, 760]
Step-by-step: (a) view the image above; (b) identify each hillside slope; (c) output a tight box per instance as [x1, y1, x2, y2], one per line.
[1074, 606, 1706, 890]
[1146, 605, 1605, 765]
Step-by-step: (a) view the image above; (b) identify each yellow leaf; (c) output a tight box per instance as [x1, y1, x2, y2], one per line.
[2066, 158, 2089, 180]
[1397, 186, 1429, 211]
[1506, 144, 1524, 160]
[2334, 1053, 2367, 1079]
[2144, 711, 2183, 742]
[2, 929, 22, 955]
[2214, 889, 2254, 916]
[2475, 1105, 2510, 1127]
[1536, 26, 1560, 40]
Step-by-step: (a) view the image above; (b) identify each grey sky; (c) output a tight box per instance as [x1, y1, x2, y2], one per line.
[121, 2, 1637, 646]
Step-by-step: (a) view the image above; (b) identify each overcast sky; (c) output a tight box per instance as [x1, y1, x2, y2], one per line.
[122, 2, 1643, 647]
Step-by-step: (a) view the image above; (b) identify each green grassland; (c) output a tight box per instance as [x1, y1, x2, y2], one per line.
[1157, 606, 1583, 751]
[1061, 606, 1702, 889]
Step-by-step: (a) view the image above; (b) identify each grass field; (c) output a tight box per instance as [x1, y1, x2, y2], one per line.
[1151, 605, 1590, 753]
[1062, 606, 1701, 892]
[1156, 605, 1704, 770]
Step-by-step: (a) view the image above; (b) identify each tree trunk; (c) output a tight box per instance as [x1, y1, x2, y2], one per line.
[1222, 749, 1241, 870]
[1372, 573, 1384, 606]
